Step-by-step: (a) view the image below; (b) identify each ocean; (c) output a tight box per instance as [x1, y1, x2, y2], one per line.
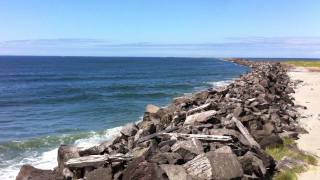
[0, 56, 248, 179]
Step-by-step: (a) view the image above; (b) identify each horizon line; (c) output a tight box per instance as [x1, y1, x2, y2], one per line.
[0, 55, 320, 59]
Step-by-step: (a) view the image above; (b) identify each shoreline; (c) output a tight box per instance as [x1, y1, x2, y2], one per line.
[15, 59, 313, 179]
[288, 67, 320, 179]
[0, 79, 236, 180]
[1, 57, 248, 180]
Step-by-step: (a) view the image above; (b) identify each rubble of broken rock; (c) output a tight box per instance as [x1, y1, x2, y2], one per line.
[17, 60, 304, 180]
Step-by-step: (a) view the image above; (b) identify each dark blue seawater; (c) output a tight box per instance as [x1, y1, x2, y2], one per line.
[0, 56, 248, 179]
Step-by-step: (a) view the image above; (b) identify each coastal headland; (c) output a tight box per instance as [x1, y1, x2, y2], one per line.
[16, 59, 318, 180]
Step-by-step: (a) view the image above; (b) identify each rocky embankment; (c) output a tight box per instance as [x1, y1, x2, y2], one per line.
[17, 60, 303, 180]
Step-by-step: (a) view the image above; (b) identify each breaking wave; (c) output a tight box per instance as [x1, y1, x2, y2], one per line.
[0, 126, 122, 180]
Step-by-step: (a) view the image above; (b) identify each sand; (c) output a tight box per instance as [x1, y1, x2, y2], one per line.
[288, 67, 320, 179]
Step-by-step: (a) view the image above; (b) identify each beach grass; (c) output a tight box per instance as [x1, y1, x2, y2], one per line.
[266, 137, 318, 180]
[282, 61, 320, 68]
[273, 166, 306, 180]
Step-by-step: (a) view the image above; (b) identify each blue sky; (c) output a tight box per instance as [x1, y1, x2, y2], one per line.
[0, 0, 320, 57]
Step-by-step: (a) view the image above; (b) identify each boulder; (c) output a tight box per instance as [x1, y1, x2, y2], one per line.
[171, 139, 204, 161]
[16, 165, 61, 180]
[131, 146, 150, 158]
[239, 151, 266, 177]
[279, 131, 299, 139]
[259, 134, 283, 149]
[184, 110, 217, 125]
[149, 152, 183, 164]
[263, 122, 275, 135]
[252, 148, 275, 170]
[57, 145, 80, 174]
[121, 123, 138, 137]
[136, 121, 157, 134]
[79, 138, 116, 156]
[62, 168, 73, 180]
[233, 106, 243, 117]
[158, 139, 177, 148]
[160, 145, 171, 152]
[122, 157, 167, 180]
[86, 167, 112, 180]
[146, 104, 160, 114]
[214, 145, 233, 153]
[276, 156, 307, 172]
[160, 164, 193, 180]
[183, 147, 243, 179]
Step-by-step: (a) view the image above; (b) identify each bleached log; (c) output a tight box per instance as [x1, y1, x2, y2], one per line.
[186, 103, 211, 115]
[65, 153, 132, 168]
[162, 133, 232, 142]
[232, 117, 261, 148]
[136, 126, 178, 143]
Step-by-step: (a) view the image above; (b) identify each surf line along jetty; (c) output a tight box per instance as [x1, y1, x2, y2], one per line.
[16, 59, 303, 180]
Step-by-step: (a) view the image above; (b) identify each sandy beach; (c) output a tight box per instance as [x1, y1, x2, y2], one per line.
[288, 67, 320, 179]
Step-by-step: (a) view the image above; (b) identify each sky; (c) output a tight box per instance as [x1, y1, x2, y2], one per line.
[0, 0, 320, 57]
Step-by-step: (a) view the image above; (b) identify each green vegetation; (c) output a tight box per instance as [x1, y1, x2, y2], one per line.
[266, 137, 317, 165]
[282, 61, 320, 68]
[265, 137, 318, 180]
[273, 166, 306, 180]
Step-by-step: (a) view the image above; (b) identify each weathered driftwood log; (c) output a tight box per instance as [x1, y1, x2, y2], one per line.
[137, 126, 178, 143]
[162, 133, 232, 142]
[232, 117, 261, 148]
[184, 110, 217, 125]
[186, 103, 211, 115]
[65, 153, 133, 168]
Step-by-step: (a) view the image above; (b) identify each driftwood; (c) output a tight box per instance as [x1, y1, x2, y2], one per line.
[162, 133, 232, 142]
[137, 126, 178, 143]
[232, 117, 261, 148]
[65, 153, 132, 168]
[186, 103, 211, 115]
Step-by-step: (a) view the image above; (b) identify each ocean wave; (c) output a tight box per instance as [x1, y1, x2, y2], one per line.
[182, 80, 233, 96]
[206, 79, 234, 88]
[0, 126, 122, 180]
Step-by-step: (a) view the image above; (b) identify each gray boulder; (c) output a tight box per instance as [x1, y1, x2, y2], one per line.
[57, 145, 80, 174]
[86, 167, 112, 180]
[183, 146, 243, 179]
[171, 139, 204, 161]
[184, 110, 217, 125]
[239, 151, 266, 177]
[160, 164, 194, 180]
[121, 123, 138, 137]
[16, 165, 62, 180]
[122, 157, 167, 180]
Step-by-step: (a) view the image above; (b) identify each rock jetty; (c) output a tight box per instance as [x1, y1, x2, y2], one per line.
[16, 59, 303, 180]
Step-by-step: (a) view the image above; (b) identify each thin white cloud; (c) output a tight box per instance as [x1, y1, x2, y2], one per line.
[1, 37, 320, 57]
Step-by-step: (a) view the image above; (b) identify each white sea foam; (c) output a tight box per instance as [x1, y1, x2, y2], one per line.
[0, 126, 122, 180]
[207, 79, 234, 88]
